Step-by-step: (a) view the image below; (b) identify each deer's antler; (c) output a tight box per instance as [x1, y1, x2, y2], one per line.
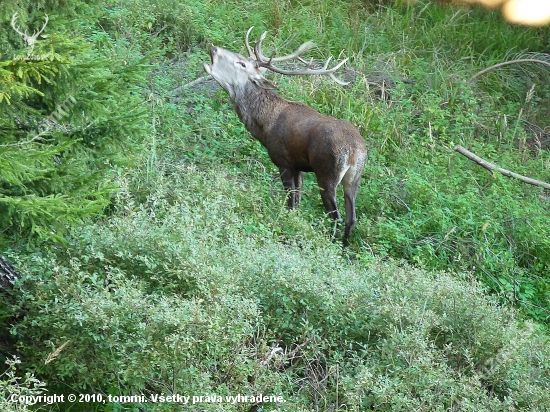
[10, 12, 28, 39]
[33, 14, 49, 39]
[247, 28, 350, 86]
[10, 12, 48, 49]
[245, 26, 256, 58]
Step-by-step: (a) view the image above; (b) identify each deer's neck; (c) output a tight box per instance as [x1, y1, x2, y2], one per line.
[230, 83, 286, 143]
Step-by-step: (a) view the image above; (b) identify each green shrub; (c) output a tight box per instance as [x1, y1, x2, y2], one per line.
[0, 357, 46, 412]
[3, 0, 550, 410]
[7, 165, 550, 411]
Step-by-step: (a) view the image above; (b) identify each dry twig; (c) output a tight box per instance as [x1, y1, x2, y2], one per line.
[454, 145, 550, 189]
[44, 340, 70, 364]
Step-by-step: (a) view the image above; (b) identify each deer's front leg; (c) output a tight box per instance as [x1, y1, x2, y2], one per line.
[279, 167, 302, 209]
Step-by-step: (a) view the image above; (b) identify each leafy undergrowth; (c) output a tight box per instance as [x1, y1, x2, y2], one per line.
[5, 164, 550, 411]
[146, 0, 550, 323]
[2, 0, 550, 410]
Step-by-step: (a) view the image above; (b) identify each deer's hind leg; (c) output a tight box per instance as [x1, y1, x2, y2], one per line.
[316, 175, 342, 239]
[341, 159, 365, 248]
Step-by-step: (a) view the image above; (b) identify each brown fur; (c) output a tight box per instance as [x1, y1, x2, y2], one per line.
[204, 46, 367, 247]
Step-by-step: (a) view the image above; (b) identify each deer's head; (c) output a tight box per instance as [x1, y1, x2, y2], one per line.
[204, 46, 276, 96]
[204, 27, 349, 98]
[10, 12, 49, 52]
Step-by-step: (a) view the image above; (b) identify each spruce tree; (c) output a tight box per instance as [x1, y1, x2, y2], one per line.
[1, 0, 151, 245]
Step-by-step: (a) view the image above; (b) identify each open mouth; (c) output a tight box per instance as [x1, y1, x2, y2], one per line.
[209, 46, 217, 62]
[203, 46, 217, 74]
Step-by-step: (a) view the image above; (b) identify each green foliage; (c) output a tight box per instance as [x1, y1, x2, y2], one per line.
[151, 0, 550, 321]
[7, 165, 550, 411]
[99, 0, 201, 55]
[352, 74, 550, 322]
[2, 0, 550, 410]
[0, 357, 46, 412]
[0, 1, 150, 243]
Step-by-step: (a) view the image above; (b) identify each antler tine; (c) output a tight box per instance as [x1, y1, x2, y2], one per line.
[252, 31, 315, 63]
[245, 26, 255, 58]
[34, 14, 48, 37]
[321, 56, 333, 70]
[10, 12, 28, 37]
[270, 41, 316, 63]
[329, 72, 350, 86]
[253, 31, 269, 63]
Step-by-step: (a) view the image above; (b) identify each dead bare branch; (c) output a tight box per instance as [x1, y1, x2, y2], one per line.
[454, 145, 550, 190]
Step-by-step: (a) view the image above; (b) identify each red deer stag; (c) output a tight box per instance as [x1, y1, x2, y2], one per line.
[204, 28, 367, 247]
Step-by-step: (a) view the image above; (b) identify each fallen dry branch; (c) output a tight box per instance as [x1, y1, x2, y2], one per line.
[170, 75, 212, 96]
[169, 75, 219, 104]
[470, 59, 550, 81]
[454, 145, 550, 190]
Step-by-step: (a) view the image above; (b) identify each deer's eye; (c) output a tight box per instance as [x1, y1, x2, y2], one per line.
[237, 61, 246, 68]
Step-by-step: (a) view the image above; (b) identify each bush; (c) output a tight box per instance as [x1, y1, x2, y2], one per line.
[7, 165, 550, 411]
[3, 0, 550, 410]
[0, 357, 46, 412]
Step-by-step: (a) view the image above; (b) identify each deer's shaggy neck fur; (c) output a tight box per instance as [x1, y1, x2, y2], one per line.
[229, 81, 286, 146]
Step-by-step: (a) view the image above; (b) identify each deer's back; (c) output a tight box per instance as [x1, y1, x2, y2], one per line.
[261, 101, 366, 172]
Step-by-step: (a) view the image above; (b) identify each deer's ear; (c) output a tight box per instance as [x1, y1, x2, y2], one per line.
[250, 75, 277, 90]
